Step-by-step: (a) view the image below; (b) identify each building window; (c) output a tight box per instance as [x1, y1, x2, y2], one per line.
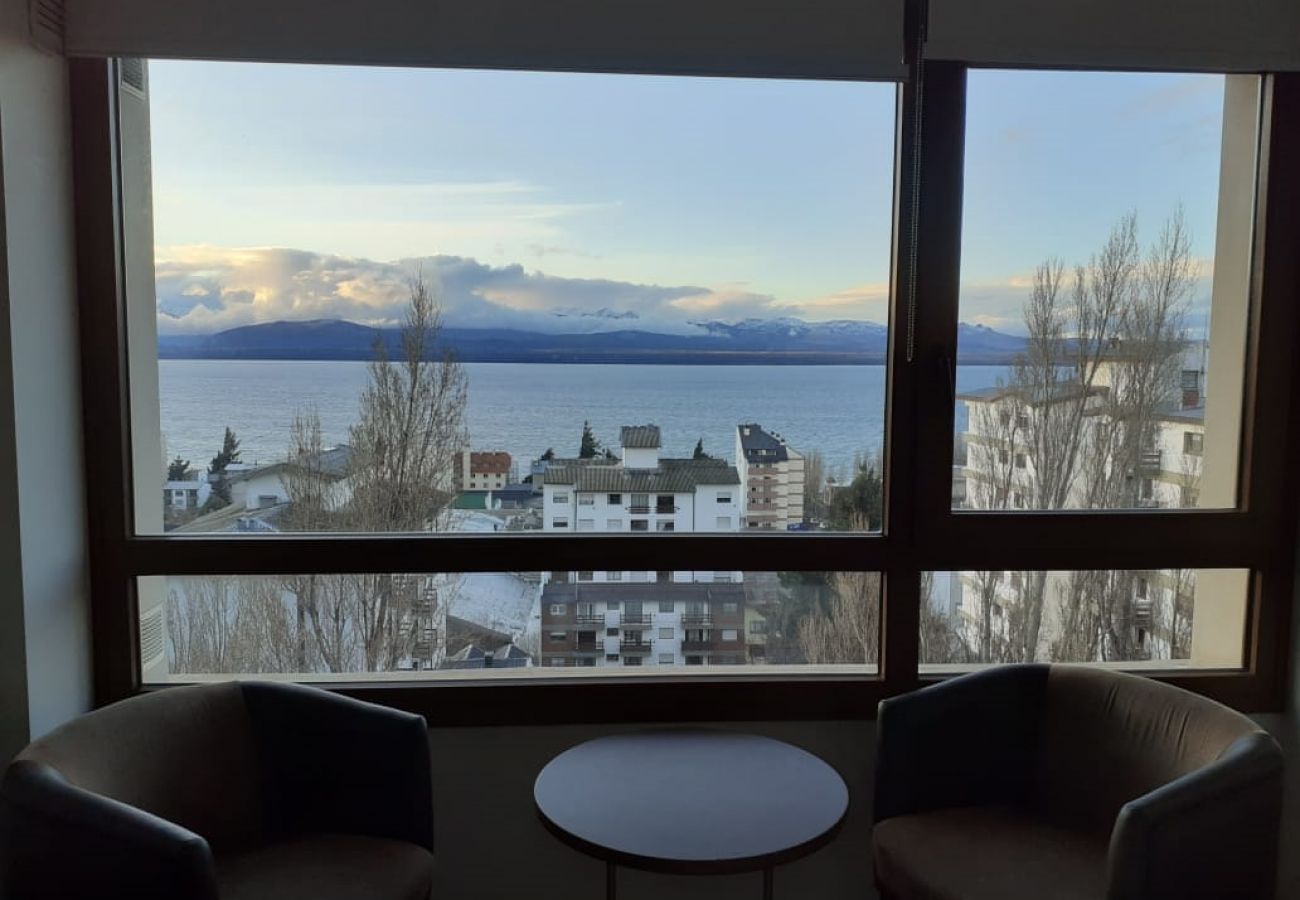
[1184, 432, 1204, 455]
[685, 657, 704, 666]
[552, 518, 569, 528]
[721, 629, 739, 642]
[605, 518, 622, 530]
[578, 494, 595, 505]
[606, 654, 620, 662]
[548, 631, 566, 642]
[658, 627, 674, 640]
[624, 657, 643, 666]
[717, 492, 732, 504]
[658, 600, 675, 613]
[722, 601, 739, 614]
[605, 601, 620, 611]
[607, 627, 619, 637]
[548, 604, 566, 616]
[749, 620, 767, 634]
[630, 493, 649, 512]
[607, 493, 622, 505]
[608, 570, 623, 581]
[553, 492, 569, 504]
[656, 521, 675, 532]
[630, 520, 649, 532]
[578, 571, 594, 582]
[658, 654, 675, 665]
[577, 519, 595, 531]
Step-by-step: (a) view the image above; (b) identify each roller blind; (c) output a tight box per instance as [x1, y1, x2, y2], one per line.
[926, 0, 1300, 72]
[59, 0, 908, 80]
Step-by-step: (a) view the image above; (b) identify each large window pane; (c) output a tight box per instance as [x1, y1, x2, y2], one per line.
[953, 71, 1259, 511]
[140, 571, 880, 682]
[127, 62, 897, 535]
[919, 569, 1248, 671]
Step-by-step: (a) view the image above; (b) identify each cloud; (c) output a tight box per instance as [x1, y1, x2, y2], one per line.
[156, 245, 888, 336]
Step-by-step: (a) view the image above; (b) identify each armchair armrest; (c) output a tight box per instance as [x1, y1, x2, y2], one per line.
[874, 664, 1049, 823]
[241, 682, 433, 850]
[1107, 732, 1283, 900]
[0, 760, 218, 900]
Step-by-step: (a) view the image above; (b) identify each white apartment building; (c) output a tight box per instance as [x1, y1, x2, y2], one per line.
[735, 423, 805, 530]
[539, 425, 746, 667]
[456, 450, 511, 492]
[952, 349, 1209, 663]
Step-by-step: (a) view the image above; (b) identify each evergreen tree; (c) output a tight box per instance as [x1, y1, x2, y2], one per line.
[207, 427, 242, 505]
[578, 421, 601, 459]
[828, 460, 883, 531]
[692, 437, 711, 460]
[167, 456, 191, 481]
[540, 447, 555, 462]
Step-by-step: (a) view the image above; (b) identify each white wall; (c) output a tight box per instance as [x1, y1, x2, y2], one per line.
[0, 0, 92, 760]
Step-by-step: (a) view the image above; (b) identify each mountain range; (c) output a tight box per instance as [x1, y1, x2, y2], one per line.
[157, 318, 1027, 365]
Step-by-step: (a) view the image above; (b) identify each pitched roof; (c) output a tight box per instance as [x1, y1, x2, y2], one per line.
[469, 451, 511, 474]
[620, 425, 662, 449]
[737, 423, 791, 463]
[543, 457, 740, 491]
[228, 444, 352, 483]
[541, 580, 746, 606]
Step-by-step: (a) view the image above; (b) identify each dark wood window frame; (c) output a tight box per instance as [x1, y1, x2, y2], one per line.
[69, 51, 1300, 725]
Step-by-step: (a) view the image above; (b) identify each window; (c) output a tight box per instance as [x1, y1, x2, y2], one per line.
[605, 519, 622, 531]
[722, 601, 739, 614]
[656, 521, 675, 532]
[1184, 432, 1204, 455]
[548, 604, 566, 616]
[721, 629, 739, 642]
[578, 571, 594, 582]
[78, 50, 1299, 720]
[608, 570, 623, 582]
[717, 492, 732, 504]
[658, 653, 675, 665]
[606, 654, 620, 662]
[658, 600, 674, 613]
[658, 627, 674, 640]
[578, 494, 595, 506]
[605, 601, 620, 611]
[607, 494, 622, 506]
[624, 657, 643, 666]
[749, 620, 767, 634]
[606, 627, 619, 637]
[548, 632, 566, 642]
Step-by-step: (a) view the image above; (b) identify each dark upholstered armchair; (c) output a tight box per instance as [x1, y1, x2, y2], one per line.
[0, 682, 434, 900]
[873, 665, 1283, 900]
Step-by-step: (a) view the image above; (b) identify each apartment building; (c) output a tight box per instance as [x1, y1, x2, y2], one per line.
[735, 423, 805, 530]
[539, 425, 745, 666]
[456, 450, 512, 492]
[953, 347, 1209, 661]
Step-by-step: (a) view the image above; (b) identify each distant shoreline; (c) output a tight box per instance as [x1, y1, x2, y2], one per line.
[158, 351, 1020, 366]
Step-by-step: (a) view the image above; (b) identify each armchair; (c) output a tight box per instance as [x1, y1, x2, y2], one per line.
[0, 681, 434, 900]
[872, 665, 1282, 900]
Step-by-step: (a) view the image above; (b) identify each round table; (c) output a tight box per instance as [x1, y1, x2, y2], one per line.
[534, 730, 849, 899]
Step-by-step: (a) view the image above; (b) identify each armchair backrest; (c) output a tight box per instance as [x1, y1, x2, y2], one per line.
[1034, 666, 1264, 836]
[15, 682, 264, 850]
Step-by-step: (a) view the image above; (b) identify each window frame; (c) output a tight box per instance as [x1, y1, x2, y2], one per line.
[68, 53, 1300, 723]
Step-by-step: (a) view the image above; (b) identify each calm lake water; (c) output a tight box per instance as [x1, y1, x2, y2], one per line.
[159, 361, 1008, 479]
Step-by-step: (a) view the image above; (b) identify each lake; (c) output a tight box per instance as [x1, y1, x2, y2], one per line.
[159, 361, 1008, 480]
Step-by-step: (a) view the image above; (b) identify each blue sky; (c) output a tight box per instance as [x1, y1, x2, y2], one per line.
[149, 62, 1232, 335]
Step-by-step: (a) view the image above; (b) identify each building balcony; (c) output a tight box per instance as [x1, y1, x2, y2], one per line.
[681, 639, 712, 652]
[627, 505, 651, 514]
[574, 614, 604, 626]
[682, 614, 712, 626]
[620, 640, 652, 654]
[655, 504, 677, 515]
[619, 614, 652, 628]
[573, 641, 600, 653]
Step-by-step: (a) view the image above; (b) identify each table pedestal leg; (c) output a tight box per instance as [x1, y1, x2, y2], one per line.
[763, 865, 773, 900]
[606, 861, 616, 900]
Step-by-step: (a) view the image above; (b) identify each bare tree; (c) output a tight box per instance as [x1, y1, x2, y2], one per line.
[796, 571, 881, 665]
[803, 449, 827, 523]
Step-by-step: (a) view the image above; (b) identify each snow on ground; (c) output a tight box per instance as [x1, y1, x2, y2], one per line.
[443, 572, 540, 641]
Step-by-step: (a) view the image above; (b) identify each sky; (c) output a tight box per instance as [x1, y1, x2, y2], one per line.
[148, 62, 1235, 336]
